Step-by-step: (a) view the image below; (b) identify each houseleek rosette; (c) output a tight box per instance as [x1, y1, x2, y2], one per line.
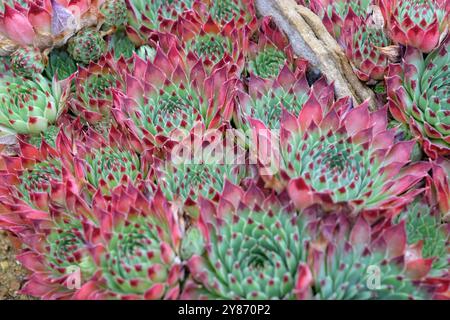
[0, 73, 70, 135]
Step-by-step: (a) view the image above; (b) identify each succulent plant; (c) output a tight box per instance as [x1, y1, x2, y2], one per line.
[340, 16, 392, 81]
[208, 0, 241, 21]
[308, 0, 373, 38]
[125, 0, 194, 45]
[112, 46, 237, 149]
[247, 17, 302, 79]
[206, 0, 256, 24]
[236, 65, 329, 129]
[18, 156, 61, 202]
[0, 0, 28, 11]
[387, 119, 424, 161]
[182, 184, 439, 299]
[0, 73, 71, 135]
[84, 147, 141, 193]
[181, 184, 313, 299]
[153, 127, 252, 215]
[0, 56, 12, 74]
[28, 125, 61, 148]
[0, 129, 180, 300]
[0, 0, 102, 56]
[0, 139, 98, 299]
[107, 31, 136, 59]
[44, 49, 78, 80]
[176, 15, 249, 69]
[156, 162, 249, 206]
[386, 37, 450, 159]
[395, 198, 450, 298]
[309, 216, 438, 299]
[67, 28, 107, 64]
[100, 0, 128, 30]
[187, 33, 231, 64]
[379, 0, 449, 52]
[74, 186, 184, 300]
[69, 128, 151, 196]
[249, 47, 286, 78]
[0, 139, 61, 209]
[250, 98, 431, 217]
[11, 210, 96, 299]
[70, 53, 125, 124]
[0, 0, 448, 302]
[136, 45, 156, 61]
[11, 46, 45, 78]
[127, 0, 194, 28]
[398, 201, 449, 271]
[428, 157, 450, 217]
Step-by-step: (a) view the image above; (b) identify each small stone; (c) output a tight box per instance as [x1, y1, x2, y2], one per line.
[0, 260, 9, 271]
[10, 280, 20, 291]
[0, 288, 6, 299]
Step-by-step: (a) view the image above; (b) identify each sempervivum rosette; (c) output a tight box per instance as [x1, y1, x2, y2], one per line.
[181, 184, 439, 299]
[0, 207, 97, 300]
[398, 200, 450, 299]
[0, 138, 64, 211]
[112, 45, 238, 150]
[251, 98, 431, 218]
[340, 15, 392, 81]
[0, 0, 102, 56]
[236, 66, 333, 129]
[308, 215, 439, 299]
[75, 186, 184, 300]
[156, 162, 249, 214]
[67, 127, 152, 197]
[398, 201, 449, 271]
[308, 0, 373, 38]
[386, 37, 450, 159]
[153, 123, 253, 216]
[44, 49, 78, 80]
[205, 0, 256, 24]
[247, 17, 306, 79]
[0, 73, 71, 136]
[99, 0, 128, 30]
[125, 0, 194, 45]
[379, 0, 449, 52]
[181, 183, 315, 299]
[70, 53, 126, 126]
[174, 14, 249, 70]
[0, 138, 98, 299]
[67, 28, 107, 64]
[11, 46, 46, 78]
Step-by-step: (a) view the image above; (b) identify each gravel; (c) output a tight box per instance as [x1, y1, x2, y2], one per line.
[0, 231, 32, 300]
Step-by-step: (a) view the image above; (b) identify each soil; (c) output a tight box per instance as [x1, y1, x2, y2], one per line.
[0, 231, 32, 300]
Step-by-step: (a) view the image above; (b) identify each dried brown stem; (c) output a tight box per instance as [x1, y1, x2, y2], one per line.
[256, 0, 376, 109]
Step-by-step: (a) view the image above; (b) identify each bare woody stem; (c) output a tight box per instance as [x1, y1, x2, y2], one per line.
[256, 0, 377, 109]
